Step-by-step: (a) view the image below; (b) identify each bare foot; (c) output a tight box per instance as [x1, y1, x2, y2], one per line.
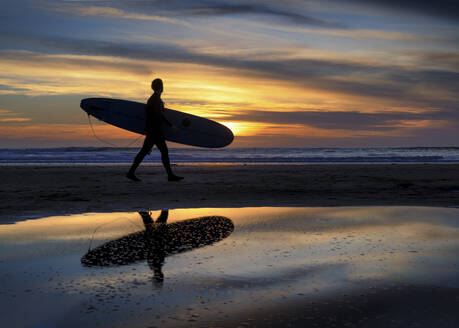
[126, 172, 141, 182]
[168, 175, 184, 182]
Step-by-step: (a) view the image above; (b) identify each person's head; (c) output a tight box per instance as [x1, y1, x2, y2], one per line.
[151, 78, 163, 94]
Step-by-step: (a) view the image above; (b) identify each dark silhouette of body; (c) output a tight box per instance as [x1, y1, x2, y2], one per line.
[127, 78, 183, 182]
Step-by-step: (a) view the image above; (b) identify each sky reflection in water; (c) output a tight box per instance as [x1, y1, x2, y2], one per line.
[0, 206, 458, 327]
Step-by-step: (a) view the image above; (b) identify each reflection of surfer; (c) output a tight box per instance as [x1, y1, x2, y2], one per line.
[139, 210, 169, 285]
[81, 212, 234, 285]
[127, 78, 183, 182]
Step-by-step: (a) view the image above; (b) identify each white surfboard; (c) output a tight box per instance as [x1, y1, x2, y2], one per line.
[80, 98, 234, 148]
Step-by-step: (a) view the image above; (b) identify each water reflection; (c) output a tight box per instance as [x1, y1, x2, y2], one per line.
[81, 210, 234, 284]
[1, 207, 459, 328]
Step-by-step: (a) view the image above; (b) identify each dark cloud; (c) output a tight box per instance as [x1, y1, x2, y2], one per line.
[115, 0, 346, 28]
[48, 0, 343, 27]
[2, 33, 458, 110]
[0, 84, 30, 92]
[349, 0, 459, 21]
[388, 70, 459, 94]
[0, 50, 152, 75]
[181, 3, 345, 28]
[417, 52, 459, 71]
[59, 0, 459, 23]
[226, 110, 451, 131]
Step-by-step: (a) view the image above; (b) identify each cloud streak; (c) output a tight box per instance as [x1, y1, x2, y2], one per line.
[349, 0, 459, 21]
[57, 5, 191, 26]
[226, 110, 451, 132]
[2, 33, 457, 109]
[0, 50, 153, 76]
[110, 0, 346, 28]
[0, 109, 30, 123]
[45, 0, 345, 28]
[179, 3, 346, 28]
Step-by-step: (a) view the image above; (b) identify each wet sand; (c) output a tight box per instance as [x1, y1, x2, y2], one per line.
[0, 164, 458, 222]
[0, 207, 458, 327]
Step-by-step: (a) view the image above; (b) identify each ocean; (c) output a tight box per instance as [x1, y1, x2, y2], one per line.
[0, 147, 458, 164]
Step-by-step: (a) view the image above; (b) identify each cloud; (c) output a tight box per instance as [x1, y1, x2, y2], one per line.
[113, 0, 346, 28]
[0, 109, 30, 123]
[57, 5, 191, 26]
[416, 52, 459, 71]
[289, 27, 420, 41]
[180, 3, 345, 28]
[226, 110, 452, 132]
[60, 0, 459, 25]
[1, 33, 458, 108]
[348, 0, 459, 21]
[0, 123, 134, 140]
[0, 84, 31, 93]
[0, 50, 152, 76]
[0, 117, 30, 122]
[42, 0, 345, 28]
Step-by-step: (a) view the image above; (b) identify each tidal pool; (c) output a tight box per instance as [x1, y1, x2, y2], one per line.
[0, 207, 458, 327]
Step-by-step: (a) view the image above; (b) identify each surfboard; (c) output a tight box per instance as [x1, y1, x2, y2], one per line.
[80, 98, 234, 148]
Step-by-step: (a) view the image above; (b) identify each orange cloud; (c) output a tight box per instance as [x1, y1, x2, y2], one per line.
[0, 123, 137, 141]
[0, 109, 31, 123]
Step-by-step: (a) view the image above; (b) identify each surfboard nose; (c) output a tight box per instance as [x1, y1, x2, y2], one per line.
[80, 98, 90, 113]
[80, 98, 102, 116]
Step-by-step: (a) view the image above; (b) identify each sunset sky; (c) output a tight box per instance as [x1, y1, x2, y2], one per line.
[1, 0, 458, 147]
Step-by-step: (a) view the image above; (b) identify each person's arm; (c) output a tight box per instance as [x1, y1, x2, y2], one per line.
[150, 98, 173, 127]
[144, 103, 152, 132]
[158, 110, 173, 127]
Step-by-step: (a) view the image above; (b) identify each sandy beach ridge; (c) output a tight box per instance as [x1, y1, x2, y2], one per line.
[1, 163, 458, 222]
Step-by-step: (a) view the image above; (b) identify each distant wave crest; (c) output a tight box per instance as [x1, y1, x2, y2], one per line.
[0, 147, 458, 164]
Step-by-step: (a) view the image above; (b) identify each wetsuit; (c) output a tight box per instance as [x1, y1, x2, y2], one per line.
[146, 94, 166, 138]
[142, 93, 170, 151]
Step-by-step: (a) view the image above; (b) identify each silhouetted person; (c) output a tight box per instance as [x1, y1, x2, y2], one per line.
[140, 210, 169, 285]
[127, 78, 183, 182]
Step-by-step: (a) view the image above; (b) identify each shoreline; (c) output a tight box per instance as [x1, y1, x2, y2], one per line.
[1, 163, 458, 222]
[1, 161, 458, 166]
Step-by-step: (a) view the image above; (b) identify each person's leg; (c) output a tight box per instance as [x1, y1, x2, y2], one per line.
[156, 138, 183, 181]
[127, 136, 154, 181]
[155, 138, 172, 176]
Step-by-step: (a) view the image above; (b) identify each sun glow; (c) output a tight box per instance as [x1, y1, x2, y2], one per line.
[218, 121, 267, 136]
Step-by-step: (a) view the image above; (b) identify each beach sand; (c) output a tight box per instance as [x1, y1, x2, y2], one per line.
[0, 164, 458, 222]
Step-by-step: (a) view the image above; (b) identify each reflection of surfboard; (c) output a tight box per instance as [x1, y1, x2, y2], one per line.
[80, 98, 234, 148]
[81, 216, 234, 267]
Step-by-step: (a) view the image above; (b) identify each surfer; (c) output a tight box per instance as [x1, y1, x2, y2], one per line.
[127, 78, 184, 182]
